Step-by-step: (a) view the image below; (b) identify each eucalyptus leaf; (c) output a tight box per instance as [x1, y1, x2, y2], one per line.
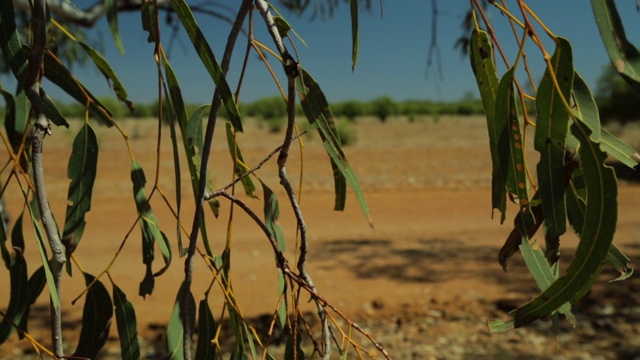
[73, 273, 113, 358]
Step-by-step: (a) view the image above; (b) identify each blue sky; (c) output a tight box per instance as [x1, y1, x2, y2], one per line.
[2, 1, 640, 106]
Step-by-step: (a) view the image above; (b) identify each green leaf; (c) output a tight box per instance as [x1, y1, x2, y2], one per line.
[169, 0, 242, 131]
[606, 245, 633, 282]
[166, 282, 196, 360]
[274, 16, 293, 38]
[162, 52, 189, 128]
[591, 0, 640, 91]
[600, 129, 640, 168]
[39, 48, 112, 126]
[349, 0, 359, 70]
[519, 238, 575, 325]
[226, 122, 257, 198]
[105, 0, 124, 55]
[161, 55, 216, 258]
[168, 112, 185, 256]
[25, 197, 59, 309]
[195, 299, 217, 360]
[0, 191, 9, 269]
[79, 42, 131, 110]
[73, 273, 113, 359]
[260, 180, 286, 252]
[495, 68, 534, 233]
[511, 122, 617, 327]
[113, 283, 140, 360]
[141, 1, 158, 43]
[243, 322, 259, 359]
[571, 71, 601, 143]
[0, 1, 69, 127]
[269, 5, 307, 46]
[297, 68, 372, 226]
[18, 266, 46, 337]
[62, 123, 98, 262]
[284, 327, 305, 360]
[1, 89, 29, 172]
[0, 0, 27, 80]
[277, 272, 287, 330]
[566, 177, 632, 282]
[186, 105, 219, 222]
[0, 215, 28, 344]
[470, 29, 505, 222]
[131, 160, 172, 297]
[534, 37, 574, 252]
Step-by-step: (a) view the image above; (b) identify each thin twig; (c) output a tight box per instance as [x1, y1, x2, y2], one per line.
[253, 0, 331, 357]
[210, 190, 391, 360]
[181, 1, 252, 358]
[204, 130, 307, 198]
[24, 0, 67, 356]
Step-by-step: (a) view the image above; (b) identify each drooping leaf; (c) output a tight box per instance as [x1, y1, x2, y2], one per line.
[349, 0, 359, 70]
[0, 215, 28, 344]
[591, 0, 640, 91]
[39, 48, 112, 126]
[243, 322, 259, 360]
[566, 176, 633, 282]
[260, 180, 285, 252]
[600, 129, 640, 168]
[195, 299, 217, 360]
[0, 192, 10, 269]
[25, 197, 59, 309]
[297, 68, 372, 226]
[495, 68, 534, 233]
[168, 111, 185, 256]
[0, 0, 28, 82]
[161, 55, 217, 258]
[226, 123, 257, 198]
[571, 71, 601, 143]
[131, 160, 171, 297]
[519, 238, 576, 325]
[606, 245, 633, 282]
[17, 266, 46, 337]
[186, 105, 220, 222]
[534, 37, 574, 256]
[0, 1, 69, 127]
[274, 16, 293, 38]
[80, 42, 132, 109]
[62, 123, 98, 268]
[470, 29, 505, 222]
[510, 122, 617, 328]
[169, 0, 242, 131]
[73, 273, 113, 358]
[277, 272, 287, 330]
[52, 16, 131, 111]
[141, 1, 158, 43]
[1, 89, 30, 172]
[113, 283, 140, 360]
[284, 327, 305, 360]
[105, 0, 124, 55]
[166, 282, 196, 360]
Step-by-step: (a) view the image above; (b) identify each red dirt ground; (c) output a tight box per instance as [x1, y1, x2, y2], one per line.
[1, 116, 639, 359]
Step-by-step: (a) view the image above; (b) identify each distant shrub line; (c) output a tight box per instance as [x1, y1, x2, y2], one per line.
[0, 96, 486, 123]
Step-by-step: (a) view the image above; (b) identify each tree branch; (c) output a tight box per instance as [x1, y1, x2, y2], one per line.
[253, 1, 331, 357]
[24, 0, 66, 356]
[12, 0, 236, 27]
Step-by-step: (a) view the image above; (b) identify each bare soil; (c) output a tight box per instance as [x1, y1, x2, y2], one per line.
[1, 115, 639, 359]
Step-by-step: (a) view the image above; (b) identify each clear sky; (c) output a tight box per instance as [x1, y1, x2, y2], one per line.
[2, 1, 640, 106]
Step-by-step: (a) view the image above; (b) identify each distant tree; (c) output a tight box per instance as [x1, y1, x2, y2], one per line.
[596, 65, 640, 123]
[337, 99, 365, 121]
[370, 96, 397, 122]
